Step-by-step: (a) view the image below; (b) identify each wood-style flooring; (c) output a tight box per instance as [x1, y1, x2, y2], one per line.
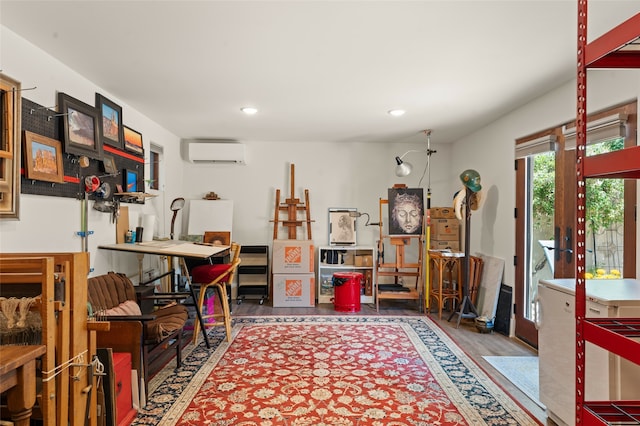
[228, 298, 550, 425]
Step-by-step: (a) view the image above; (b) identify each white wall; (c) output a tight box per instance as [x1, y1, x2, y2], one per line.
[0, 27, 184, 277]
[0, 26, 455, 278]
[450, 70, 640, 290]
[180, 140, 456, 249]
[3, 24, 638, 291]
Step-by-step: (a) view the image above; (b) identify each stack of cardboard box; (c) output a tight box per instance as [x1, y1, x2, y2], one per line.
[429, 207, 460, 251]
[271, 240, 316, 307]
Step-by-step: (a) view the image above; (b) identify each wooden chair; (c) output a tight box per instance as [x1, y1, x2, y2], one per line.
[189, 242, 241, 345]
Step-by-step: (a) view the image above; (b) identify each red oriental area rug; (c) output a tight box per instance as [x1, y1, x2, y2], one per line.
[141, 317, 539, 426]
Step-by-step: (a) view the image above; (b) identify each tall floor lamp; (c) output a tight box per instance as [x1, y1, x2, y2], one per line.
[448, 169, 482, 327]
[395, 130, 437, 311]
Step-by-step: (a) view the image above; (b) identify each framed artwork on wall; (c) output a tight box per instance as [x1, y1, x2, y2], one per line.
[22, 131, 65, 183]
[328, 208, 357, 246]
[124, 168, 138, 192]
[0, 73, 21, 219]
[203, 231, 231, 246]
[387, 187, 424, 236]
[96, 93, 124, 150]
[123, 125, 144, 156]
[102, 155, 117, 174]
[58, 92, 102, 159]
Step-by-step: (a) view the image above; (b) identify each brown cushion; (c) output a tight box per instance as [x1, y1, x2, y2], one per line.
[145, 303, 188, 343]
[88, 272, 188, 343]
[101, 300, 142, 316]
[87, 272, 137, 310]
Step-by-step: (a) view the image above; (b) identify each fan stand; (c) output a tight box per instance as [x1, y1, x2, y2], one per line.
[448, 187, 478, 327]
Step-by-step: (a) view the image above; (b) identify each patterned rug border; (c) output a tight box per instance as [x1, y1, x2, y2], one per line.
[135, 316, 541, 425]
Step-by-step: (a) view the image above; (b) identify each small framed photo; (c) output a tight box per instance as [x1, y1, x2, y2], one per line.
[22, 131, 65, 183]
[102, 155, 117, 174]
[96, 93, 124, 150]
[328, 208, 357, 246]
[123, 125, 144, 156]
[58, 92, 102, 159]
[123, 168, 138, 192]
[203, 231, 231, 246]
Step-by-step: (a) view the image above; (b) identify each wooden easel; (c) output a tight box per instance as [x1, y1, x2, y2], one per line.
[375, 186, 424, 312]
[271, 163, 313, 240]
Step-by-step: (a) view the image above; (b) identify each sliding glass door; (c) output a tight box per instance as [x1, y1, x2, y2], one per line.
[514, 101, 636, 349]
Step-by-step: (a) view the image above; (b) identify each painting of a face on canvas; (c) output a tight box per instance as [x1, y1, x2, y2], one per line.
[388, 188, 424, 235]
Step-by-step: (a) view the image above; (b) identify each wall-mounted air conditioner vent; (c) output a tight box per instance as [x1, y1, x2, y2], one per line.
[186, 140, 246, 164]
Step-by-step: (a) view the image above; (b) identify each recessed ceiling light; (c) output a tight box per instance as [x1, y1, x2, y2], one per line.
[241, 107, 258, 115]
[388, 109, 405, 117]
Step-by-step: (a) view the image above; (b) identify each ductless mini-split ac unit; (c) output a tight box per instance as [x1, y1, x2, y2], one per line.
[186, 141, 246, 164]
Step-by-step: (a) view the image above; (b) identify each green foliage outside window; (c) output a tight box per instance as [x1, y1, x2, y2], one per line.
[532, 138, 624, 235]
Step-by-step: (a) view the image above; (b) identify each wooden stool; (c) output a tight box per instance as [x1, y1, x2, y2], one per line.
[428, 250, 463, 319]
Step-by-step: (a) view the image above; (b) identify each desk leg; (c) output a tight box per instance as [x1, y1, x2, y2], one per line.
[137, 253, 144, 283]
[6, 359, 37, 426]
[179, 257, 211, 349]
[164, 255, 173, 293]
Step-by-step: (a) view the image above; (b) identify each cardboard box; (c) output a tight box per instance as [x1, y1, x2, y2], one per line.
[272, 240, 315, 273]
[431, 218, 460, 241]
[430, 239, 460, 251]
[354, 254, 373, 267]
[272, 273, 316, 307]
[430, 207, 456, 219]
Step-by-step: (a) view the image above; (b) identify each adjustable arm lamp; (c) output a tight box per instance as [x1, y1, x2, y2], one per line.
[349, 211, 380, 227]
[393, 130, 436, 208]
[394, 130, 436, 314]
[394, 152, 417, 177]
[394, 131, 437, 178]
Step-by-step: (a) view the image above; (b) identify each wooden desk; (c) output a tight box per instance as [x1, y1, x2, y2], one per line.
[0, 345, 47, 426]
[99, 241, 229, 348]
[428, 250, 463, 320]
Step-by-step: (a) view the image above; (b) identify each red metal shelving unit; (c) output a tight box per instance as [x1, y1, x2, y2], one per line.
[576, 2, 640, 425]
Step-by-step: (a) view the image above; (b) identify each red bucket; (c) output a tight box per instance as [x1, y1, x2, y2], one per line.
[331, 272, 363, 313]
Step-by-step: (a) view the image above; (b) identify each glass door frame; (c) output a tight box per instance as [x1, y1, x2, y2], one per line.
[514, 101, 637, 349]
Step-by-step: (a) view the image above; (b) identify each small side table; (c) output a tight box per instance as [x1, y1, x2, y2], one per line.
[428, 250, 464, 319]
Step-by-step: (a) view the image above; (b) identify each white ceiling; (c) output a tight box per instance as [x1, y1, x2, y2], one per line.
[2, 1, 639, 145]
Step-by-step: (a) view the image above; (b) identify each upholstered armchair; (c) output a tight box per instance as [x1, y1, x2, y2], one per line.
[87, 272, 188, 392]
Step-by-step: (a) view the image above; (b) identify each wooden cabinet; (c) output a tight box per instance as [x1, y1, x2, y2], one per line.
[538, 279, 640, 426]
[317, 246, 375, 304]
[237, 245, 269, 305]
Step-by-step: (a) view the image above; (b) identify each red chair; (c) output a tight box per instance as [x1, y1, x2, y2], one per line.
[190, 242, 241, 344]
